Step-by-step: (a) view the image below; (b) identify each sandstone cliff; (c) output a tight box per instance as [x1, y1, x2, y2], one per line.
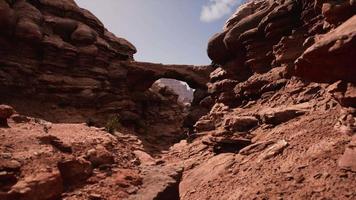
[176, 0, 356, 199]
[0, 0, 355, 200]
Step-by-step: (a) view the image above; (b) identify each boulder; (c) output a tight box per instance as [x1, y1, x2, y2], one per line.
[38, 135, 73, 153]
[194, 119, 215, 133]
[114, 169, 142, 188]
[85, 145, 114, 167]
[0, 105, 14, 127]
[295, 16, 356, 83]
[222, 116, 259, 132]
[6, 172, 63, 200]
[57, 157, 93, 185]
[338, 147, 356, 172]
[327, 81, 356, 108]
[133, 150, 155, 166]
[322, 1, 354, 25]
[208, 79, 239, 94]
[239, 140, 275, 156]
[207, 31, 232, 64]
[257, 140, 288, 162]
[338, 136, 356, 172]
[127, 165, 182, 200]
[71, 24, 97, 45]
[0, 159, 21, 172]
[259, 104, 309, 125]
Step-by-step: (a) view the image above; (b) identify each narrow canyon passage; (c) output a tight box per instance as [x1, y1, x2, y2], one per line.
[0, 0, 356, 200]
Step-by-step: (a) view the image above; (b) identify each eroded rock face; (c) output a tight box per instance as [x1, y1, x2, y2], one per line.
[0, 0, 211, 131]
[0, 0, 135, 124]
[0, 105, 14, 127]
[207, 0, 355, 83]
[295, 16, 356, 83]
[176, 1, 356, 199]
[7, 172, 63, 200]
[1, 0, 356, 199]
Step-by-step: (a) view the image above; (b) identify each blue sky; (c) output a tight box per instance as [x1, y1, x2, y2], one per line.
[75, 0, 243, 65]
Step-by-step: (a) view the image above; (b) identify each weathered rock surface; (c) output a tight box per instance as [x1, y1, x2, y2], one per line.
[295, 16, 356, 83]
[207, 0, 356, 83]
[6, 172, 63, 200]
[0, 0, 211, 132]
[338, 135, 356, 172]
[127, 165, 183, 200]
[0, 105, 14, 127]
[175, 1, 356, 199]
[1, 0, 356, 199]
[0, 112, 141, 200]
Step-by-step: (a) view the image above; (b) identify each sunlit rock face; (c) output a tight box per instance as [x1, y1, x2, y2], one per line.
[177, 1, 356, 200]
[0, 0, 137, 124]
[155, 79, 194, 104]
[0, 0, 213, 128]
[207, 0, 356, 84]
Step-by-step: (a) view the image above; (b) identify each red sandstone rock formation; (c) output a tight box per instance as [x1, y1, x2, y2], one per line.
[0, 0, 356, 199]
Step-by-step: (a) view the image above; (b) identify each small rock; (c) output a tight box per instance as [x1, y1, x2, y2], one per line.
[11, 114, 31, 123]
[258, 140, 288, 161]
[133, 150, 155, 166]
[89, 193, 102, 200]
[0, 153, 12, 159]
[223, 116, 259, 132]
[0, 105, 14, 127]
[127, 165, 182, 200]
[194, 119, 215, 132]
[0, 160, 21, 172]
[57, 157, 93, 185]
[86, 145, 114, 167]
[239, 140, 275, 155]
[7, 171, 63, 200]
[259, 105, 308, 125]
[334, 108, 356, 135]
[38, 135, 72, 153]
[115, 169, 142, 188]
[338, 146, 356, 172]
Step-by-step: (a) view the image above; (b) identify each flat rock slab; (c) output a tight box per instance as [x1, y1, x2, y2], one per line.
[338, 135, 356, 172]
[259, 103, 311, 125]
[127, 165, 183, 200]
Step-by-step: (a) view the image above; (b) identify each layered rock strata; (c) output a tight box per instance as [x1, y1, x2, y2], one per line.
[0, 0, 211, 129]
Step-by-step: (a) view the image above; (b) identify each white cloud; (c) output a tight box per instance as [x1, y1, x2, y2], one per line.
[200, 0, 239, 23]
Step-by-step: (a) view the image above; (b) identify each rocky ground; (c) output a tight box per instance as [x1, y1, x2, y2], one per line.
[0, 0, 356, 199]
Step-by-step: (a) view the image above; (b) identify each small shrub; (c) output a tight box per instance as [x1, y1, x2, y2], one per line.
[105, 115, 121, 134]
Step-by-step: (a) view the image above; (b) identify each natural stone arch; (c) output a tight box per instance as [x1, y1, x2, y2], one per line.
[123, 61, 213, 91]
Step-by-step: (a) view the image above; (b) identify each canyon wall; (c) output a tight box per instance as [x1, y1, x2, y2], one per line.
[0, 0, 356, 199]
[172, 1, 356, 199]
[0, 0, 211, 128]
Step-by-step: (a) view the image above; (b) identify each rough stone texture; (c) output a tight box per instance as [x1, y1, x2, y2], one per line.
[0, 105, 14, 127]
[85, 145, 114, 167]
[57, 157, 93, 185]
[6, 172, 63, 200]
[0, 0, 211, 130]
[295, 16, 356, 83]
[1, 0, 356, 199]
[207, 0, 355, 82]
[338, 135, 356, 172]
[127, 165, 183, 200]
[0, 115, 140, 200]
[174, 1, 356, 199]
